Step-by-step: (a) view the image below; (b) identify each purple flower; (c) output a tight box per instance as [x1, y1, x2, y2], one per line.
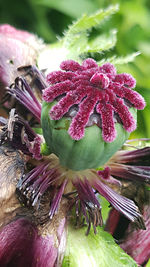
[0, 22, 148, 267]
[17, 152, 146, 235]
[43, 58, 145, 142]
[3, 62, 148, 235]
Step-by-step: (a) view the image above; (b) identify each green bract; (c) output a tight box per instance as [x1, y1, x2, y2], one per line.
[41, 101, 137, 171]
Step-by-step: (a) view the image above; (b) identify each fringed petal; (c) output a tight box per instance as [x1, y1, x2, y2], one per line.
[60, 60, 82, 71]
[0, 109, 40, 156]
[47, 70, 76, 84]
[111, 97, 136, 132]
[93, 179, 145, 229]
[82, 58, 98, 69]
[122, 86, 146, 109]
[113, 147, 150, 164]
[73, 178, 103, 235]
[114, 73, 136, 88]
[49, 179, 67, 219]
[7, 77, 41, 122]
[99, 63, 117, 75]
[96, 102, 116, 142]
[43, 80, 73, 102]
[69, 92, 99, 140]
[109, 163, 150, 184]
[50, 87, 86, 120]
[17, 161, 60, 207]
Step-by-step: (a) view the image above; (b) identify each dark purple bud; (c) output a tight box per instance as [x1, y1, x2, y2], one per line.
[0, 218, 38, 267]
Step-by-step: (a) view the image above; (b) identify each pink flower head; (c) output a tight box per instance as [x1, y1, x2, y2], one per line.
[43, 58, 146, 142]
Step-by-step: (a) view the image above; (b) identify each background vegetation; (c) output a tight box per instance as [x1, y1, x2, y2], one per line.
[0, 0, 150, 138]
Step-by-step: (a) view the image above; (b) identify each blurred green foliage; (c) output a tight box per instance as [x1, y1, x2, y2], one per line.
[0, 0, 150, 138]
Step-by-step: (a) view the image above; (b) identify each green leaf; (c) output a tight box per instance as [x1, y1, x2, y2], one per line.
[98, 52, 140, 66]
[146, 259, 150, 267]
[65, 4, 119, 35]
[62, 225, 138, 267]
[31, 0, 98, 18]
[63, 5, 118, 60]
[84, 30, 117, 53]
[38, 5, 120, 65]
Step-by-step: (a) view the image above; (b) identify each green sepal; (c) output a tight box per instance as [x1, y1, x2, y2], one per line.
[62, 225, 138, 267]
[41, 142, 51, 156]
[41, 101, 137, 171]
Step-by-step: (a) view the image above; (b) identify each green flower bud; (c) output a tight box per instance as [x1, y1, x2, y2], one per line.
[41, 58, 145, 171]
[41, 101, 136, 171]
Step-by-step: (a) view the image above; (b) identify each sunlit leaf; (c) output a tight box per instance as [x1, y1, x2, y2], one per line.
[83, 30, 117, 53]
[62, 225, 138, 267]
[98, 52, 140, 65]
[65, 5, 119, 35]
[31, 0, 98, 18]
